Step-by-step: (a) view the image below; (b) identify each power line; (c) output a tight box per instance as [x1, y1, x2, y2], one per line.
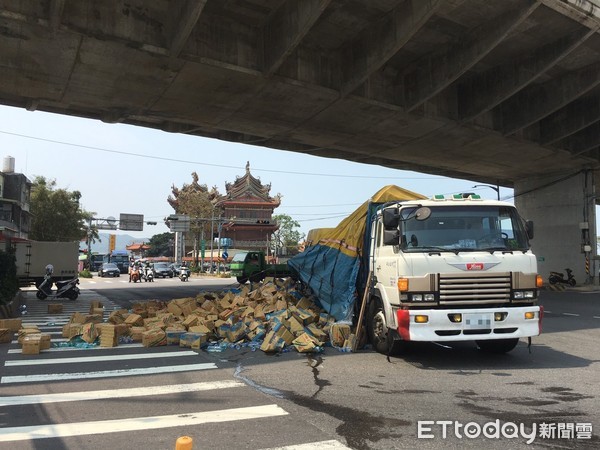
[0, 129, 443, 180]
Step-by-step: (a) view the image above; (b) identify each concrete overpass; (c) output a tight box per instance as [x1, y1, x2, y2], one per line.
[1, 0, 600, 282]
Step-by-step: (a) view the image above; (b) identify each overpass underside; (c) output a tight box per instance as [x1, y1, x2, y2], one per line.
[1, 0, 600, 281]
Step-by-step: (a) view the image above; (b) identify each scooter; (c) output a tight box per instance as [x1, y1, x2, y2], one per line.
[144, 266, 154, 282]
[36, 276, 80, 300]
[179, 266, 190, 282]
[548, 268, 576, 286]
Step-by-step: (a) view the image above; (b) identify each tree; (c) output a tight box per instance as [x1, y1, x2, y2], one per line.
[168, 172, 222, 266]
[146, 232, 175, 257]
[29, 177, 90, 242]
[271, 214, 304, 256]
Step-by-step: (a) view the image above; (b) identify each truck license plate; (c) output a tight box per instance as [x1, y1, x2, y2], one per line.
[463, 313, 493, 329]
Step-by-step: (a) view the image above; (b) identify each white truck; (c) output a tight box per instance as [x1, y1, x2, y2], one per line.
[367, 194, 543, 354]
[291, 189, 543, 355]
[13, 240, 79, 287]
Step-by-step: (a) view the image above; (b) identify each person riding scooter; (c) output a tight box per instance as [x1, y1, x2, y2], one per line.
[179, 261, 190, 281]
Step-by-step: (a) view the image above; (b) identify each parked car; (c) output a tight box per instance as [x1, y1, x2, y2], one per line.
[98, 263, 120, 278]
[153, 262, 174, 278]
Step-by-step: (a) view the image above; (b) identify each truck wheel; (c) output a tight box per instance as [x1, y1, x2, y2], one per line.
[36, 291, 47, 300]
[367, 300, 406, 356]
[476, 338, 519, 354]
[236, 276, 248, 284]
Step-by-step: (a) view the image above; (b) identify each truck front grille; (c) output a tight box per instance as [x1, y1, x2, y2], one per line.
[438, 273, 511, 304]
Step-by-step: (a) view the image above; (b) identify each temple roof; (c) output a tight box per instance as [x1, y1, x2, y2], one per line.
[217, 162, 281, 207]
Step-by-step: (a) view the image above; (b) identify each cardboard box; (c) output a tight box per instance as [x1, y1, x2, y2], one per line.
[124, 314, 144, 327]
[22, 336, 41, 355]
[142, 329, 167, 347]
[330, 323, 351, 347]
[81, 323, 99, 344]
[166, 329, 186, 345]
[179, 332, 207, 348]
[0, 328, 13, 344]
[292, 333, 317, 353]
[47, 304, 63, 314]
[0, 319, 22, 332]
[129, 326, 146, 342]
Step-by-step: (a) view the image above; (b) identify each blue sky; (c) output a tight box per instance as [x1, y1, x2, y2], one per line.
[0, 104, 512, 242]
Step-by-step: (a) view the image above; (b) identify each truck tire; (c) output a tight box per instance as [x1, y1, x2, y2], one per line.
[476, 338, 519, 354]
[367, 299, 407, 356]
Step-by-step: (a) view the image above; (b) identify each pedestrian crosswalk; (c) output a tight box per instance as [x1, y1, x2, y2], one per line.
[0, 292, 351, 449]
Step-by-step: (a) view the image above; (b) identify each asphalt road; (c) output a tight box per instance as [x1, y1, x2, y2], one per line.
[0, 279, 598, 449]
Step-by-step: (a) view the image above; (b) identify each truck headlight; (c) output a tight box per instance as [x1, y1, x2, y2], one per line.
[513, 290, 535, 299]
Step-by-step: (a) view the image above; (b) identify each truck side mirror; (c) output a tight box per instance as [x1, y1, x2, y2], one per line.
[525, 220, 534, 239]
[383, 229, 399, 245]
[383, 208, 400, 229]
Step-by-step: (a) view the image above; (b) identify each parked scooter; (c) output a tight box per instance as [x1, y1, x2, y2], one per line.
[179, 264, 190, 282]
[548, 268, 576, 286]
[36, 264, 80, 300]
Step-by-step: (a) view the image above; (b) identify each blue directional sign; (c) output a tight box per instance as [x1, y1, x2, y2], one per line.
[222, 251, 229, 259]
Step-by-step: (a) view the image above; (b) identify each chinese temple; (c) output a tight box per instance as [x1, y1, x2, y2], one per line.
[216, 162, 280, 250]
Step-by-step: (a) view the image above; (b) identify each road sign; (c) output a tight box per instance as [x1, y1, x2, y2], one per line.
[222, 251, 228, 259]
[109, 234, 116, 253]
[119, 213, 144, 231]
[167, 214, 190, 232]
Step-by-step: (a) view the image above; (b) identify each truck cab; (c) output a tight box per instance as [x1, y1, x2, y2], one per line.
[230, 251, 266, 283]
[366, 195, 542, 354]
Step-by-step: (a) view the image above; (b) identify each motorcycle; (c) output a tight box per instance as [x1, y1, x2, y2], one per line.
[179, 265, 190, 282]
[548, 268, 576, 286]
[36, 276, 80, 300]
[144, 266, 154, 282]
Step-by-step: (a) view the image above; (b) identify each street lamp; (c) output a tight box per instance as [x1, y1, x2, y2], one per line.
[472, 184, 500, 200]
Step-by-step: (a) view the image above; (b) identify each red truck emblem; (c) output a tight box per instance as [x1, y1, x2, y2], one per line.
[466, 263, 484, 271]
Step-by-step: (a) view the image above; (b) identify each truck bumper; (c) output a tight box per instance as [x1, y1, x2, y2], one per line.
[396, 306, 542, 342]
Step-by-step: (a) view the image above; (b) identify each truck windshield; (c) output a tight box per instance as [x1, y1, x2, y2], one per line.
[231, 253, 248, 262]
[400, 205, 530, 252]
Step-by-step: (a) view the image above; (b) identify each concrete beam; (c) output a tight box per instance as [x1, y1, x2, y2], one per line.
[501, 62, 600, 135]
[403, 1, 540, 112]
[340, 0, 441, 97]
[263, 0, 331, 77]
[168, 0, 207, 57]
[559, 122, 600, 156]
[459, 28, 594, 121]
[539, 95, 600, 145]
[49, 0, 65, 31]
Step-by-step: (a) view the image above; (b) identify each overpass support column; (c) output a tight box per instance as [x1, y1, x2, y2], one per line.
[514, 170, 597, 286]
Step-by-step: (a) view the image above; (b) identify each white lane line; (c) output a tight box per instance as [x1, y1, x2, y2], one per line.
[594, 316, 600, 319]
[1, 363, 217, 384]
[543, 310, 552, 314]
[5, 350, 198, 366]
[11, 338, 69, 344]
[7, 343, 144, 354]
[259, 441, 352, 450]
[562, 313, 579, 316]
[0, 404, 288, 442]
[0, 380, 244, 406]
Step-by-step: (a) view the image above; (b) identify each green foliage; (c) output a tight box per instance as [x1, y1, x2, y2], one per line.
[79, 269, 93, 278]
[272, 214, 305, 256]
[29, 176, 91, 242]
[0, 249, 19, 306]
[146, 232, 175, 257]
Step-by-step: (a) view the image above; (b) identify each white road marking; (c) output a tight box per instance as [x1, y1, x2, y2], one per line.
[259, 441, 352, 450]
[562, 313, 579, 316]
[5, 350, 197, 366]
[0, 380, 244, 406]
[1, 363, 217, 384]
[7, 343, 144, 353]
[594, 316, 600, 319]
[0, 404, 288, 442]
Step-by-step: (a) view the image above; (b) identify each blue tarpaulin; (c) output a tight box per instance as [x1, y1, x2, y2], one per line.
[288, 185, 426, 320]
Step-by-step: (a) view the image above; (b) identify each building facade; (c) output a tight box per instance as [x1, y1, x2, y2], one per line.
[216, 162, 280, 250]
[0, 156, 31, 240]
